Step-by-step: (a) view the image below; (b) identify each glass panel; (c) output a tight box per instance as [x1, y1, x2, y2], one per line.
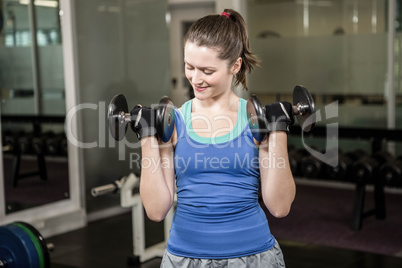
[1, 0, 35, 114]
[35, 0, 65, 115]
[74, 0, 170, 213]
[247, 0, 395, 129]
[0, 0, 69, 214]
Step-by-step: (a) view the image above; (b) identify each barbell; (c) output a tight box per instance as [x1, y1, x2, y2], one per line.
[108, 85, 316, 142]
[0, 222, 53, 268]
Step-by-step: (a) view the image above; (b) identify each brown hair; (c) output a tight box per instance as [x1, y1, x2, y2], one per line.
[184, 9, 259, 91]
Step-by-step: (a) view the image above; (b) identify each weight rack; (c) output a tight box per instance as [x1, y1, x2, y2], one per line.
[1, 115, 66, 187]
[290, 125, 402, 230]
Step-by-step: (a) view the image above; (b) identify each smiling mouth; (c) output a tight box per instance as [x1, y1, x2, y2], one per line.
[194, 85, 208, 92]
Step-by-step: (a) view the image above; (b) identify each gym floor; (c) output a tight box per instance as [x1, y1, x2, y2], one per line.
[48, 211, 402, 268]
[49, 183, 402, 268]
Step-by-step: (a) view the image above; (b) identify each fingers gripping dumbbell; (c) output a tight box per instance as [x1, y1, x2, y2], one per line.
[247, 85, 316, 142]
[108, 94, 176, 142]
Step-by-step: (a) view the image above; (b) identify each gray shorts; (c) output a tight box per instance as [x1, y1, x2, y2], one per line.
[160, 240, 285, 268]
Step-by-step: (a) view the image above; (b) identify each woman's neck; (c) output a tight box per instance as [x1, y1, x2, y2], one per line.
[193, 90, 238, 114]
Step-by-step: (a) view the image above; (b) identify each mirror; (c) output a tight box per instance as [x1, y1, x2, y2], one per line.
[0, 0, 69, 214]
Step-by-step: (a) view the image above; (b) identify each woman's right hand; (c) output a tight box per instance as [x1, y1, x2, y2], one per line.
[264, 102, 294, 133]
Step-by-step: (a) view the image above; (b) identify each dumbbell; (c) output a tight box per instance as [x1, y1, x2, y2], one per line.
[247, 85, 316, 141]
[17, 133, 33, 155]
[0, 221, 53, 268]
[108, 94, 176, 142]
[301, 151, 325, 179]
[379, 156, 402, 187]
[300, 147, 338, 179]
[32, 132, 54, 155]
[2, 131, 33, 155]
[46, 133, 67, 156]
[2, 131, 16, 153]
[353, 151, 394, 184]
[325, 149, 367, 181]
[288, 148, 309, 177]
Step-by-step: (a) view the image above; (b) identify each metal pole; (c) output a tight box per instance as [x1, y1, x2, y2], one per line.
[28, 0, 41, 115]
[387, 0, 396, 130]
[303, 0, 309, 36]
[387, 0, 396, 155]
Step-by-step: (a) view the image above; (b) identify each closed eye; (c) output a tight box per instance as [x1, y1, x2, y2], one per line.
[204, 70, 213, 75]
[185, 63, 194, 70]
[184, 61, 214, 75]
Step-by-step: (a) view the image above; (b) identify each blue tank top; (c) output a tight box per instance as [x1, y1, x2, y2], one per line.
[166, 98, 275, 259]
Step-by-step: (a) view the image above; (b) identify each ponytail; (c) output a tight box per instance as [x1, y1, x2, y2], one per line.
[184, 9, 259, 91]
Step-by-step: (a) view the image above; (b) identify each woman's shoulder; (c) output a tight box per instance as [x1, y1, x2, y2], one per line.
[175, 99, 193, 119]
[180, 98, 193, 111]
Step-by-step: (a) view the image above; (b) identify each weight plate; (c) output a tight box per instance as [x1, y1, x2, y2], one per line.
[14, 222, 49, 268]
[326, 162, 347, 181]
[301, 158, 321, 178]
[293, 85, 315, 132]
[156, 97, 176, 143]
[353, 160, 373, 184]
[0, 227, 23, 268]
[246, 94, 267, 142]
[12, 223, 44, 268]
[0, 224, 39, 268]
[379, 164, 402, 187]
[108, 94, 129, 141]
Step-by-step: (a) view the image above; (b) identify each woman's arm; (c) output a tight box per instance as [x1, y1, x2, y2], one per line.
[259, 132, 296, 218]
[139, 136, 175, 222]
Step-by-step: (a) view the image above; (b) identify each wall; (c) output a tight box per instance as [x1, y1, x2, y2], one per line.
[246, 0, 402, 129]
[248, 0, 386, 37]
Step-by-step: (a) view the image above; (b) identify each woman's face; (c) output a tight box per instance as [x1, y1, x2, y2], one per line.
[184, 41, 241, 101]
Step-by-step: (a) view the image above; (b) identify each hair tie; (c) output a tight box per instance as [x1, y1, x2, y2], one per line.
[221, 12, 230, 19]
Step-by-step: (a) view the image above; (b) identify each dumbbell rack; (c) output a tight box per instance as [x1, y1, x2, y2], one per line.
[1, 115, 65, 187]
[290, 125, 402, 230]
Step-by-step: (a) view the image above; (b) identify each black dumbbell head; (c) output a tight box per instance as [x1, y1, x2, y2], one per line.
[156, 96, 176, 143]
[246, 94, 267, 142]
[108, 94, 129, 141]
[293, 85, 315, 132]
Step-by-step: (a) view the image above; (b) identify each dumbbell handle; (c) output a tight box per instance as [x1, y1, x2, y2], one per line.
[293, 103, 310, 116]
[117, 106, 149, 129]
[266, 102, 308, 116]
[265, 101, 309, 116]
[118, 110, 135, 124]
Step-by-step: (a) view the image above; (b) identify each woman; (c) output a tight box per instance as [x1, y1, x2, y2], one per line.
[138, 9, 295, 267]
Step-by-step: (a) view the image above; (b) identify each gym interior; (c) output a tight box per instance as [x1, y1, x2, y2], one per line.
[1, 0, 402, 267]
